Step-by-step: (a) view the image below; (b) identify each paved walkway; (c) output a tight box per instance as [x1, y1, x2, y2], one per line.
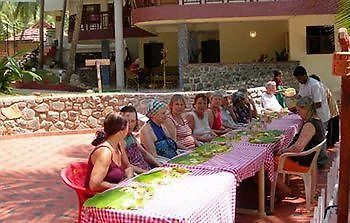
[0, 133, 342, 222]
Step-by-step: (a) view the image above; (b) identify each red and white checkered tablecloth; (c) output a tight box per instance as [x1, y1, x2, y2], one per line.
[167, 114, 303, 183]
[81, 168, 237, 223]
[167, 142, 271, 182]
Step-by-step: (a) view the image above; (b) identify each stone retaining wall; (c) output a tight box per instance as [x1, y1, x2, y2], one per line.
[183, 62, 299, 91]
[0, 88, 266, 136]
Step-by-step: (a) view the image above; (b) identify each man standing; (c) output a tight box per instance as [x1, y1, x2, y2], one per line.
[293, 66, 330, 130]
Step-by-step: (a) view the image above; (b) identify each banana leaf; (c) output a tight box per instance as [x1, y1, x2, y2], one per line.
[134, 169, 166, 184]
[84, 186, 154, 210]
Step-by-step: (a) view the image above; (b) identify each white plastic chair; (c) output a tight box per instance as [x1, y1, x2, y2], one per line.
[270, 139, 326, 212]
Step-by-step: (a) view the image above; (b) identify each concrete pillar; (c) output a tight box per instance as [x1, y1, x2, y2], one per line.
[178, 23, 189, 90]
[114, 0, 124, 89]
[101, 40, 110, 87]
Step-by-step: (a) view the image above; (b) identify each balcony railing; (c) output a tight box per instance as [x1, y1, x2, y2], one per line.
[69, 11, 115, 33]
[134, 0, 278, 7]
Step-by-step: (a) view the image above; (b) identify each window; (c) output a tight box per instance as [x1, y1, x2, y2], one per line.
[306, 26, 334, 54]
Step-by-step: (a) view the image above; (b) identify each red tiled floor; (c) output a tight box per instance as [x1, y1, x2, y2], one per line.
[0, 134, 94, 223]
[0, 134, 344, 222]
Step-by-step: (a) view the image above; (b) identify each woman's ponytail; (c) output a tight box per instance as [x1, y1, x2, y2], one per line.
[91, 130, 107, 146]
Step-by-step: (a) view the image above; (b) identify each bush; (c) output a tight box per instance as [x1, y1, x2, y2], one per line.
[0, 56, 41, 94]
[22, 69, 59, 84]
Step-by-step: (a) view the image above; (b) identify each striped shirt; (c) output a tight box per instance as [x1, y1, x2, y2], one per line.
[169, 114, 196, 150]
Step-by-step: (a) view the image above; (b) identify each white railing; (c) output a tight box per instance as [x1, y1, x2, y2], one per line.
[311, 150, 339, 223]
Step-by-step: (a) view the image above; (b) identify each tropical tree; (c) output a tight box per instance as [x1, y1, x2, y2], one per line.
[0, 2, 40, 41]
[336, 0, 350, 29]
[64, 0, 83, 84]
[58, 0, 68, 68]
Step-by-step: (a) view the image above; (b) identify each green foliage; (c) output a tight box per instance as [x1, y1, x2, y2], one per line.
[0, 56, 41, 94]
[336, 0, 350, 29]
[275, 49, 289, 62]
[22, 69, 59, 84]
[0, 2, 55, 41]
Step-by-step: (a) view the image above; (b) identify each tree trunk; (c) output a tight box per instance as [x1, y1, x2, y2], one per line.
[64, 0, 83, 84]
[39, 0, 44, 69]
[58, 0, 67, 69]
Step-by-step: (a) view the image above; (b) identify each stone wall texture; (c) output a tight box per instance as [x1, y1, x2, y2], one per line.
[0, 88, 267, 136]
[182, 62, 300, 91]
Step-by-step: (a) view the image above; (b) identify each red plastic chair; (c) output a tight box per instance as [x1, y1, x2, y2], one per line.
[60, 161, 96, 223]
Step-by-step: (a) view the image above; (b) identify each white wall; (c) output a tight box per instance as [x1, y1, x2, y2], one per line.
[288, 15, 340, 95]
[219, 20, 288, 63]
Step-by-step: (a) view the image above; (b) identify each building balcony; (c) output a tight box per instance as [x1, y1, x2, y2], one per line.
[68, 11, 156, 42]
[134, 0, 279, 7]
[132, 0, 337, 25]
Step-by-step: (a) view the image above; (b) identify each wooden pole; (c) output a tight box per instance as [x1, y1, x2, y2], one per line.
[334, 28, 350, 222]
[96, 62, 102, 93]
[338, 75, 350, 223]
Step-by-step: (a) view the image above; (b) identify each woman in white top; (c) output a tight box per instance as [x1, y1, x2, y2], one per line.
[187, 94, 217, 142]
[261, 81, 283, 112]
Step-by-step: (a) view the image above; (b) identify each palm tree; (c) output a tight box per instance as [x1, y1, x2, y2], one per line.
[0, 2, 40, 41]
[336, 0, 350, 29]
[64, 0, 83, 84]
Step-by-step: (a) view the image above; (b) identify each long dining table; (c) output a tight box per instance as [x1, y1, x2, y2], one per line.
[81, 114, 302, 222]
[81, 168, 237, 223]
[167, 113, 303, 216]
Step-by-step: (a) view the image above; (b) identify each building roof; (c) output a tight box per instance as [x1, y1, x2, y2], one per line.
[6, 21, 54, 42]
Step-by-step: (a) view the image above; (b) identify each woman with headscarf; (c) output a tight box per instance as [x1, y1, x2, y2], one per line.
[274, 97, 328, 194]
[85, 113, 134, 192]
[140, 99, 178, 160]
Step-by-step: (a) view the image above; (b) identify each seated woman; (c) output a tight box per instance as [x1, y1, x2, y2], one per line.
[140, 99, 178, 160]
[261, 81, 283, 113]
[220, 91, 238, 129]
[238, 88, 258, 118]
[231, 91, 253, 124]
[166, 94, 197, 150]
[120, 105, 161, 174]
[275, 96, 328, 194]
[209, 90, 231, 135]
[85, 113, 134, 192]
[187, 94, 217, 142]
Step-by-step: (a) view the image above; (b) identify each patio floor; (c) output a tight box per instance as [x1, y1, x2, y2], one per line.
[0, 133, 343, 223]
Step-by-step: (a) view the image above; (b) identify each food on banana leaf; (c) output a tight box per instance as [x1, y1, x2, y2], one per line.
[212, 137, 226, 142]
[84, 185, 154, 210]
[248, 130, 283, 144]
[170, 153, 210, 165]
[169, 143, 231, 165]
[134, 167, 189, 185]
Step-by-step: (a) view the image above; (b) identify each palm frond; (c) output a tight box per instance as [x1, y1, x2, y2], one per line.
[336, 0, 350, 29]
